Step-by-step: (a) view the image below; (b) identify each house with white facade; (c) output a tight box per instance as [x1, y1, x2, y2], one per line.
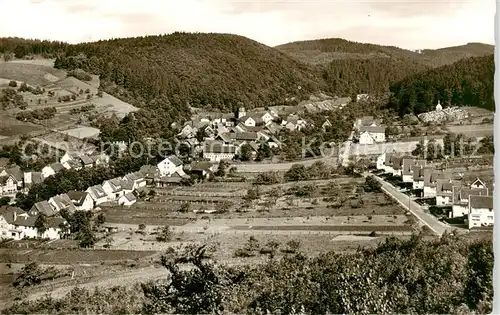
[358, 126, 386, 145]
[203, 143, 237, 162]
[67, 191, 94, 211]
[451, 186, 488, 218]
[435, 179, 460, 206]
[0, 174, 18, 196]
[391, 156, 404, 177]
[86, 184, 108, 206]
[423, 170, 452, 198]
[0, 206, 29, 240]
[48, 193, 77, 214]
[468, 195, 494, 229]
[469, 178, 487, 190]
[23, 171, 43, 191]
[118, 192, 137, 206]
[401, 158, 426, 182]
[102, 178, 125, 201]
[412, 167, 426, 190]
[11, 215, 68, 240]
[123, 172, 147, 189]
[157, 155, 184, 177]
[41, 163, 65, 179]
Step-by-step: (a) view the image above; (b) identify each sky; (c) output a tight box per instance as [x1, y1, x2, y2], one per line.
[0, 0, 495, 50]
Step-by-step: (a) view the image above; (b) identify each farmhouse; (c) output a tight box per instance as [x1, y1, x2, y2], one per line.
[451, 186, 488, 218]
[123, 172, 147, 188]
[203, 143, 236, 162]
[139, 165, 160, 184]
[188, 161, 217, 179]
[391, 156, 404, 177]
[41, 162, 65, 179]
[468, 195, 494, 229]
[67, 191, 94, 211]
[157, 155, 184, 177]
[86, 184, 108, 206]
[12, 215, 68, 240]
[358, 126, 386, 145]
[423, 170, 446, 198]
[118, 193, 137, 206]
[0, 166, 23, 192]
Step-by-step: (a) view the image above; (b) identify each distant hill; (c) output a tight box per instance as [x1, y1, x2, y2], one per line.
[388, 55, 494, 116]
[275, 38, 494, 67]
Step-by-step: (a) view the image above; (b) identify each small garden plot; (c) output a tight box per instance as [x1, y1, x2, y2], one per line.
[231, 225, 412, 232]
[0, 248, 156, 264]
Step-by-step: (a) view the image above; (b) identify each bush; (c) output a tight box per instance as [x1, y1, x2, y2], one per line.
[156, 226, 172, 242]
[8, 80, 17, 87]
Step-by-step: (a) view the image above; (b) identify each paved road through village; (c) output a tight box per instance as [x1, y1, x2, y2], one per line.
[368, 173, 457, 237]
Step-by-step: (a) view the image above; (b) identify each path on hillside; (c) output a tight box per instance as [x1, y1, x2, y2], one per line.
[367, 173, 457, 236]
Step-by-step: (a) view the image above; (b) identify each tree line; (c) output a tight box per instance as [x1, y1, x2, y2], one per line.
[4, 233, 493, 314]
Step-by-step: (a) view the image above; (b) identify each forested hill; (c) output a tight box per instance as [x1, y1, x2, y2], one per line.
[276, 38, 494, 67]
[388, 55, 494, 116]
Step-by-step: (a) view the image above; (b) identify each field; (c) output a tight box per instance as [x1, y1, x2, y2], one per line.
[445, 124, 493, 137]
[0, 61, 66, 87]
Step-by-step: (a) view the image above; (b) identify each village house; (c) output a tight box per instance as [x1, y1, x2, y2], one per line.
[157, 155, 184, 177]
[469, 178, 488, 190]
[41, 162, 65, 179]
[48, 193, 77, 214]
[203, 143, 237, 162]
[0, 173, 18, 196]
[29, 200, 57, 217]
[123, 172, 147, 189]
[358, 126, 386, 145]
[353, 116, 381, 130]
[139, 165, 160, 184]
[322, 119, 333, 131]
[67, 191, 94, 211]
[86, 184, 108, 206]
[468, 195, 494, 229]
[435, 179, 461, 206]
[401, 158, 426, 182]
[23, 171, 43, 192]
[12, 215, 68, 240]
[102, 178, 126, 201]
[178, 121, 199, 139]
[412, 166, 426, 191]
[282, 114, 307, 131]
[451, 186, 488, 218]
[118, 192, 137, 206]
[0, 166, 23, 191]
[391, 156, 404, 177]
[0, 206, 29, 240]
[423, 170, 452, 198]
[188, 161, 217, 180]
[90, 153, 110, 167]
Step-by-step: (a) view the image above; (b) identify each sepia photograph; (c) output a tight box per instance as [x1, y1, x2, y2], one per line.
[0, 0, 496, 314]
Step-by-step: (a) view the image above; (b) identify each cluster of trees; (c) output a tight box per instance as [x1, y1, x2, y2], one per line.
[66, 69, 92, 81]
[69, 104, 95, 115]
[15, 107, 56, 122]
[388, 55, 494, 115]
[412, 133, 494, 161]
[5, 233, 493, 314]
[18, 82, 44, 95]
[0, 88, 25, 109]
[284, 161, 334, 182]
[0, 37, 68, 59]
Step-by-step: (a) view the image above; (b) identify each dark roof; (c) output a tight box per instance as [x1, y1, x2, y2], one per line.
[167, 155, 183, 167]
[204, 143, 237, 154]
[50, 194, 76, 212]
[232, 132, 258, 141]
[190, 162, 214, 172]
[122, 192, 136, 202]
[453, 186, 488, 205]
[469, 195, 493, 210]
[159, 176, 182, 183]
[359, 125, 386, 133]
[67, 191, 89, 206]
[436, 180, 459, 197]
[79, 154, 94, 165]
[50, 163, 65, 172]
[0, 206, 27, 224]
[31, 201, 57, 217]
[87, 184, 107, 198]
[392, 157, 403, 170]
[5, 166, 23, 182]
[412, 166, 425, 181]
